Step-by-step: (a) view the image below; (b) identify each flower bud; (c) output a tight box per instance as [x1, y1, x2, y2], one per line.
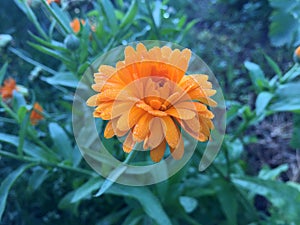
[293, 46, 300, 63]
[64, 34, 80, 51]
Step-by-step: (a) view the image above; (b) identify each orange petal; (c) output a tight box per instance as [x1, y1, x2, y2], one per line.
[86, 94, 99, 106]
[117, 106, 144, 131]
[161, 46, 172, 59]
[98, 65, 116, 76]
[104, 121, 115, 138]
[123, 132, 135, 153]
[175, 101, 207, 112]
[132, 113, 153, 142]
[150, 139, 166, 162]
[170, 134, 184, 160]
[148, 110, 167, 117]
[161, 116, 179, 148]
[148, 117, 165, 149]
[198, 110, 215, 119]
[165, 107, 196, 120]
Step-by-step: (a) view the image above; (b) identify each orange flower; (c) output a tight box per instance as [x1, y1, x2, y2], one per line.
[70, 18, 86, 33]
[0, 77, 17, 100]
[30, 103, 44, 125]
[87, 43, 216, 162]
[47, 0, 60, 4]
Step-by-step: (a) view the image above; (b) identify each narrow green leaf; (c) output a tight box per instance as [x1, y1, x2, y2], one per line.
[71, 177, 103, 203]
[105, 185, 172, 225]
[41, 0, 72, 34]
[29, 32, 68, 52]
[42, 72, 78, 88]
[48, 123, 73, 161]
[94, 165, 127, 197]
[0, 164, 33, 221]
[8, 47, 57, 75]
[255, 92, 273, 115]
[152, 1, 162, 28]
[0, 62, 8, 85]
[17, 107, 30, 156]
[264, 54, 282, 77]
[100, 0, 118, 34]
[0, 133, 58, 162]
[244, 61, 267, 91]
[122, 210, 143, 225]
[28, 42, 72, 65]
[120, 0, 138, 28]
[28, 167, 48, 191]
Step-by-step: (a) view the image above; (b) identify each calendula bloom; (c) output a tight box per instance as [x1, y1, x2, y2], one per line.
[0, 77, 17, 100]
[70, 18, 86, 33]
[87, 43, 216, 162]
[30, 103, 44, 125]
[47, 0, 60, 4]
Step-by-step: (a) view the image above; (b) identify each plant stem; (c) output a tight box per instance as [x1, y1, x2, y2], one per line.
[41, 0, 71, 35]
[0, 149, 94, 177]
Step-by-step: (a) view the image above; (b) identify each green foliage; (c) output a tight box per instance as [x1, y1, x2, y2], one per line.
[269, 0, 300, 47]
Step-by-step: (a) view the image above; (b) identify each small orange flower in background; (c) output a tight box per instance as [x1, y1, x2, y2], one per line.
[47, 0, 61, 5]
[70, 18, 86, 33]
[87, 43, 216, 162]
[294, 46, 300, 63]
[0, 77, 17, 100]
[30, 102, 44, 125]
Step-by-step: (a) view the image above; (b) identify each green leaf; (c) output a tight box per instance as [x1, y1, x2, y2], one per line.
[244, 61, 267, 92]
[268, 0, 298, 12]
[58, 191, 79, 215]
[29, 32, 68, 52]
[0, 62, 8, 85]
[258, 164, 289, 180]
[152, 0, 162, 28]
[42, 72, 78, 88]
[122, 210, 143, 225]
[28, 167, 48, 191]
[255, 92, 273, 115]
[264, 54, 282, 77]
[48, 123, 73, 161]
[290, 114, 300, 148]
[94, 165, 127, 197]
[282, 64, 300, 82]
[120, 0, 138, 28]
[8, 47, 56, 75]
[100, 0, 118, 34]
[12, 91, 26, 113]
[0, 34, 12, 48]
[105, 185, 172, 225]
[269, 11, 298, 47]
[28, 42, 72, 66]
[0, 133, 58, 162]
[269, 82, 300, 112]
[216, 181, 238, 225]
[179, 196, 198, 213]
[71, 177, 103, 203]
[232, 176, 300, 222]
[0, 164, 33, 221]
